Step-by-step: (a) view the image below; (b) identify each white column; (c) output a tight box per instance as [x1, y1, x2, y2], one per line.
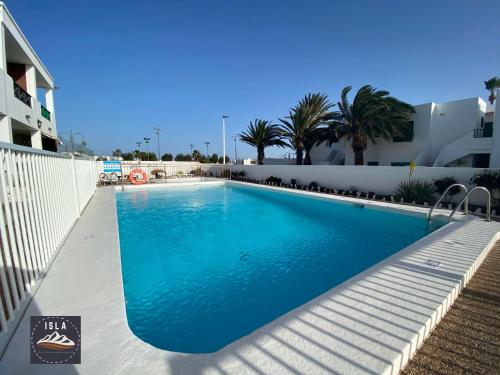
[25, 65, 37, 100]
[31, 130, 42, 149]
[45, 89, 55, 113]
[0, 24, 6, 71]
[222, 117, 226, 164]
[490, 89, 500, 168]
[0, 116, 13, 143]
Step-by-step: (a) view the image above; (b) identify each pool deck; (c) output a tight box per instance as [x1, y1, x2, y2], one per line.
[0, 182, 499, 375]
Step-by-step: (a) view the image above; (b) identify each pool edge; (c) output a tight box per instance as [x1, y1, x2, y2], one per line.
[0, 184, 498, 375]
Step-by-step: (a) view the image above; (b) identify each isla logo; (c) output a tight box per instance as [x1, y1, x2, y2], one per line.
[30, 316, 81, 364]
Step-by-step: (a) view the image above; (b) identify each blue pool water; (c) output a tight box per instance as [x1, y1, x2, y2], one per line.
[116, 183, 442, 353]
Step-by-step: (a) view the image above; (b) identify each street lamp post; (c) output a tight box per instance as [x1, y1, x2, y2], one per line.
[59, 130, 85, 154]
[233, 134, 239, 164]
[204, 141, 210, 160]
[136, 141, 142, 161]
[144, 137, 151, 161]
[222, 115, 229, 164]
[153, 127, 161, 161]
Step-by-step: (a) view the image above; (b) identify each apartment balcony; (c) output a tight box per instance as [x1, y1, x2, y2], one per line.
[473, 122, 494, 138]
[0, 68, 56, 138]
[41, 104, 51, 121]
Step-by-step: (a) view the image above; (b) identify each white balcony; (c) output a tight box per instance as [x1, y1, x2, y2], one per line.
[0, 67, 56, 138]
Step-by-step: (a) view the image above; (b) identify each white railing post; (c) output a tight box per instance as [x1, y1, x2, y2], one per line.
[70, 155, 81, 217]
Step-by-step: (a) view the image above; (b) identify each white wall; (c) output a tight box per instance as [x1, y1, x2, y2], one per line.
[96, 160, 203, 177]
[429, 97, 483, 161]
[490, 91, 500, 167]
[234, 165, 498, 204]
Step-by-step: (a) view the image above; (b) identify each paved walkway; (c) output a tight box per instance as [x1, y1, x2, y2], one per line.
[403, 241, 500, 374]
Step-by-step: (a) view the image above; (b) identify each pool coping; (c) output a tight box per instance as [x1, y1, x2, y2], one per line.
[0, 182, 499, 374]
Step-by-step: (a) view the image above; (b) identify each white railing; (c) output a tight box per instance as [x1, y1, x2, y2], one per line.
[0, 143, 96, 357]
[97, 161, 231, 185]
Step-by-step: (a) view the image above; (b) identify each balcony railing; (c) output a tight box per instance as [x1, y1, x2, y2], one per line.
[473, 126, 493, 138]
[13, 82, 32, 107]
[41, 104, 51, 121]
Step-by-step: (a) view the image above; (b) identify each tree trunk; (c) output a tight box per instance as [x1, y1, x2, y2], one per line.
[353, 149, 364, 165]
[257, 147, 264, 165]
[304, 151, 312, 165]
[352, 133, 366, 166]
[489, 92, 496, 105]
[296, 140, 304, 165]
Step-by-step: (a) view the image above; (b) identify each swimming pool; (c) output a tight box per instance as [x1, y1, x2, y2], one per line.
[116, 183, 443, 353]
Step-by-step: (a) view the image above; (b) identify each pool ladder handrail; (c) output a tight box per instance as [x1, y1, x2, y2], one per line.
[427, 184, 468, 222]
[449, 186, 491, 222]
[428, 184, 492, 222]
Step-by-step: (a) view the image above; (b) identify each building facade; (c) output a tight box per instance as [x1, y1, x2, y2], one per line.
[310, 93, 500, 168]
[0, 2, 57, 151]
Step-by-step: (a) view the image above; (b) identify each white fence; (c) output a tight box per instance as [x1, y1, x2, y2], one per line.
[0, 143, 96, 356]
[97, 161, 231, 184]
[234, 165, 498, 205]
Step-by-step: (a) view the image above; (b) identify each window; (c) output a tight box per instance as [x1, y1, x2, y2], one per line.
[472, 154, 490, 168]
[484, 122, 494, 137]
[391, 162, 410, 166]
[367, 161, 379, 166]
[393, 121, 414, 142]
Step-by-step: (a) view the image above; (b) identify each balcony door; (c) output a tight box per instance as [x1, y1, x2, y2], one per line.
[6, 62, 27, 91]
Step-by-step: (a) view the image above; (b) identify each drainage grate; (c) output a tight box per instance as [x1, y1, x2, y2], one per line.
[424, 259, 441, 268]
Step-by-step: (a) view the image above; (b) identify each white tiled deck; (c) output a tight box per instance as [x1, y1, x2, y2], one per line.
[0, 184, 499, 375]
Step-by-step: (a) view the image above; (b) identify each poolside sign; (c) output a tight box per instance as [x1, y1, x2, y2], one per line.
[30, 316, 81, 364]
[103, 160, 121, 174]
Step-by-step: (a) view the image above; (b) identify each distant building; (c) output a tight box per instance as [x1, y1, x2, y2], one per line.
[243, 158, 256, 165]
[310, 93, 500, 168]
[0, 2, 58, 150]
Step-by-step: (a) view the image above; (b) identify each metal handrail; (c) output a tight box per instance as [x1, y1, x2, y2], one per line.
[427, 184, 468, 221]
[449, 186, 491, 222]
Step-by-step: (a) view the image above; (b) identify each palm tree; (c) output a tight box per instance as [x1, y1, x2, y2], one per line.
[317, 85, 414, 165]
[484, 76, 500, 104]
[279, 93, 334, 165]
[240, 119, 287, 165]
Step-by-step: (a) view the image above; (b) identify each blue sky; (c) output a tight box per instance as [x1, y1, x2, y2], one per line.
[8, 0, 500, 158]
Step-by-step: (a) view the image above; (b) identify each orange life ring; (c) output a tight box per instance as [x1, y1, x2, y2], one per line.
[128, 169, 148, 185]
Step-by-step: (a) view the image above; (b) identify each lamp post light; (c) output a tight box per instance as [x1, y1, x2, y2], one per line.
[59, 130, 85, 154]
[233, 134, 239, 164]
[136, 141, 142, 161]
[204, 141, 210, 159]
[153, 127, 161, 161]
[222, 115, 229, 164]
[144, 137, 151, 161]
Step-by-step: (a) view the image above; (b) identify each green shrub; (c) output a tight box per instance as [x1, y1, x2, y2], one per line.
[394, 179, 436, 204]
[470, 170, 500, 205]
[433, 177, 460, 203]
[309, 181, 319, 189]
[265, 176, 282, 184]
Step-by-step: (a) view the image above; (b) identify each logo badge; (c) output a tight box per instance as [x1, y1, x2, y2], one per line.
[30, 316, 81, 364]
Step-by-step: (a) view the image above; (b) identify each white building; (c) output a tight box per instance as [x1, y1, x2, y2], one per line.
[310, 93, 500, 168]
[0, 2, 57, 151]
